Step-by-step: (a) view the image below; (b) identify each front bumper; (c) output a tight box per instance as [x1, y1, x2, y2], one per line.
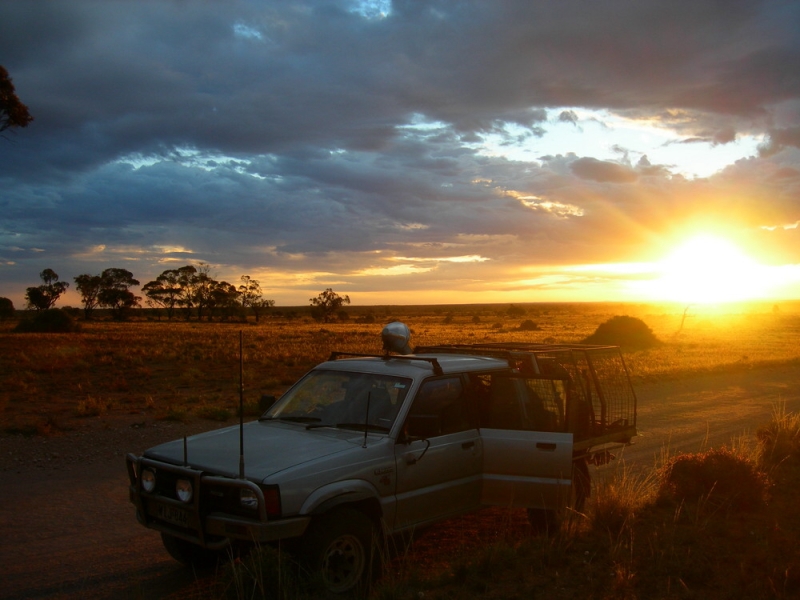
[127, 453, 309, 549]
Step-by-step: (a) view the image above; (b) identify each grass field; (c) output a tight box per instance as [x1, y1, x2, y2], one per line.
[2, 300, 800, 434]
[3, 300, 800, 598]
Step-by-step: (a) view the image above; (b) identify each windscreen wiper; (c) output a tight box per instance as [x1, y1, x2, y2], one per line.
[259, 415, 322, 423]
[333, 422, 391, 433]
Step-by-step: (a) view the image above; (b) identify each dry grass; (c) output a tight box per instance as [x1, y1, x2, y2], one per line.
[3, 300, 800, 435]
[4, 301, 796, 598]
[213, 429, 800, 600]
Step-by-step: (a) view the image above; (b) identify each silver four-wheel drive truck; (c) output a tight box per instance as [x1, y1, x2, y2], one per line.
[127, 322, 637, 595]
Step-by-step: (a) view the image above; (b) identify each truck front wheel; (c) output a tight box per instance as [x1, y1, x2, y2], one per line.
[302, 507, 377, 595]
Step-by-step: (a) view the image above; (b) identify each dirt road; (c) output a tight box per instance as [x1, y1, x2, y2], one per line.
[2, 364, 799, 599]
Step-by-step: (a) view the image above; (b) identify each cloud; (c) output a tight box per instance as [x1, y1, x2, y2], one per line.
[569, 157, 638, 183]
[0, 1, 799, 304]
[759, 127, 800, 156]
[558, 110, 579, 126]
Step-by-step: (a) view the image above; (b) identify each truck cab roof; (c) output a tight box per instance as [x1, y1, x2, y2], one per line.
[315, 353, 511, 378]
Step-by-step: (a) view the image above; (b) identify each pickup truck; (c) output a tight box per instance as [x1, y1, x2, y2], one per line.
[126, 322, 637, 594]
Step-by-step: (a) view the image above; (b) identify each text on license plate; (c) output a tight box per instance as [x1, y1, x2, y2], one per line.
[155, 503, 190, 528]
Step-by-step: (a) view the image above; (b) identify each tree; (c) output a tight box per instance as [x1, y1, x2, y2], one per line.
[0, 297, 14, 320]
[156, 263, 224, 321]
[174, 265, 199, 319]
[1, 65, 33, 133]
[142, 264, 198, 320]
[97, 268, 140, 320]
[239, 276, 275, 322]
[187, 263, 216, 321]
[142, 268, 191, 320]
[309, 288, 350, 323]
[208, 280, 240, 321]
[74, 274, 104, 320]
[25, 269, 69, 310]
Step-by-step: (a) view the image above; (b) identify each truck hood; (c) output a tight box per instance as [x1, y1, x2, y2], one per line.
[143, 420, 370, 481]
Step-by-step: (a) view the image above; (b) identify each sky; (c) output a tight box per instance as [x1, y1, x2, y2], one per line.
[2, 0, 800, 308]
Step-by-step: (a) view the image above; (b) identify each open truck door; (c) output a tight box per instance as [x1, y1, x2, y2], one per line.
[479, 375, 574, 511]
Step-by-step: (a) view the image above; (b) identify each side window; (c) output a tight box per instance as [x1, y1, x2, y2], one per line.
[486, 376, 524, 429]
[481, 374, 565, 432]
[407, 376, 477, 436]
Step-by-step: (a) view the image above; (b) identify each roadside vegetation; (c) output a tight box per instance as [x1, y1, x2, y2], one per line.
[199, 404, 800, 599]
[2, 300, 800, 597]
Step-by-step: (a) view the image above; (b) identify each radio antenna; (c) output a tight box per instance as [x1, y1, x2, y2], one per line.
[239, 330, 245, 479]
[362, 391, 371, 448]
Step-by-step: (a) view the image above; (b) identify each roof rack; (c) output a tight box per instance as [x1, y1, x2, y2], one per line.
[328, 351, 443, 376]
[414, 342, 620, 354]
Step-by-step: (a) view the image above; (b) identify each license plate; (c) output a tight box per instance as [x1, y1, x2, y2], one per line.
[154, 502, 190, 528]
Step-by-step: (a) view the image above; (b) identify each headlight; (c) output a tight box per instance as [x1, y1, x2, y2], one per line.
[240, 488, 258, 510]
[141, 468, 156, 493]
[176, 479, 193, 503]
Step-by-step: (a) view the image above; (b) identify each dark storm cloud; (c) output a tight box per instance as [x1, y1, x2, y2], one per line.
[1, 0, 799, 304]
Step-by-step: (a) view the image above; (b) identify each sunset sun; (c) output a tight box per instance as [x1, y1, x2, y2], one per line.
[651, 234, 769, 304]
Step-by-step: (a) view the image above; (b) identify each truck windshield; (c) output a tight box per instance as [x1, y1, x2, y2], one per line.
[262, 369, 412, 431]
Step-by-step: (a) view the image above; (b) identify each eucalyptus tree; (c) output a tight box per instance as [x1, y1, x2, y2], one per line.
[0, 65, 33, 134]
[239, 275, 275, 322]
[142, 268, 191, 320]
[74, 274, 103, 319]
[208, 280, 240, 321]
[309, 288, 350, 323]
[25, 269, 69, 310]
[97, 268, 140, 320]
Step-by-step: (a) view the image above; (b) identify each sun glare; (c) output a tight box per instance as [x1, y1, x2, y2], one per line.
[650, 235, 772, 303]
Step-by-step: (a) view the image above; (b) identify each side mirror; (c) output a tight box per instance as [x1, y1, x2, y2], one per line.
[402, 414, 441, 442]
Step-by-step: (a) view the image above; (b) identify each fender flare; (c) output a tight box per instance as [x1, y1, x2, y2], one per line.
[300, 479, 382, 516]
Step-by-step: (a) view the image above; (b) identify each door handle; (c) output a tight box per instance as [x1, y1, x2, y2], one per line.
[461, 441, 475, 450]
[536, 442, 557, 451]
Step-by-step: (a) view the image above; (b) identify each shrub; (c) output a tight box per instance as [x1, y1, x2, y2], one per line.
[75, 396, 108, 417]
[14, 308, 81, 333]
[582, 315, 660, 349]
[757, 405, 800, 466]
[507, 304, 526, 317]
[0, 297, 14, 320]
[657, 447, 769, 511]
[518, 319, 540, 331]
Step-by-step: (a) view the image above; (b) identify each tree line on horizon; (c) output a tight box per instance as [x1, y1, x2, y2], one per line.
[17, 265, 274, 322]
[1, 266, 352, 324]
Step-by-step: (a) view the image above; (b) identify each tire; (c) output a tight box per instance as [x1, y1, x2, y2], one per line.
[571, 456, 591, 513]
[161, 532, 222, 569]
[526, 507, 558, 535]
[302, 508, 377, 596]
[527, 457, 591, 533]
